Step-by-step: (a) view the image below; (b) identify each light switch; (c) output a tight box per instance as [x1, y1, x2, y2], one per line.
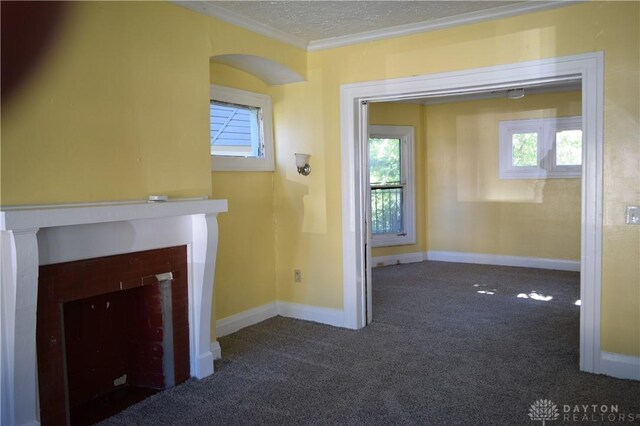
[626, 206, 640, 225]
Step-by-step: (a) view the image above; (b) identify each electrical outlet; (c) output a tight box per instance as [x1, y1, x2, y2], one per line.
[626, 206, 640, 225]
[294, 269, 302, 283]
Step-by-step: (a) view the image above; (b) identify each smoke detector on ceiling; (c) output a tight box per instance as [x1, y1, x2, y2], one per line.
[507, 88, 525, 99]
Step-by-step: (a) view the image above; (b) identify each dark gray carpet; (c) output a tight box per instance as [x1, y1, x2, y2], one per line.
[102, 261, 640, 425]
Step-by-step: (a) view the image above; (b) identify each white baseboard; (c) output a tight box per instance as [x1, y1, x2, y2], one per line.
[210, 341, 222, 360]
[276, 301, 344, 328]
[216, 302, 279, 338]
[214, 300, 345, 346]
[372, 252, 425, 267]
[600, 352, 640, 380]
[425, 250, 580, 272]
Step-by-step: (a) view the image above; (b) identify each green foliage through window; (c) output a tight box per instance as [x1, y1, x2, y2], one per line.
[511, 133, 538, 167]
[369, 137, 403, 234]
[369, 138, 400, 185]
[556, 130, 582, 166]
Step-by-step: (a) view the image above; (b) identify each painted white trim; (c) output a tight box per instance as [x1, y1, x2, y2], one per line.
[498, 116, 582, 179]
[600, 352, 640, 381]
[372, 251, 581, 271]
[216, 302, 278, 337]
[369, 125, 416, 248]
[174, 1, 308, 50]
[340, 52, 604, 375]
[277, 301, 345, 328]
[210, 85, 275, 172]
[372, 252, 425, 267]
[210, 54, 304, 86]
[425, 251, 580, 272]
[0, 199, 227, 230]
[210, 341, 222, 360]
[213, 301, 345, 341]
[341, 98, 366, 330]
[579, 51, 604, 376]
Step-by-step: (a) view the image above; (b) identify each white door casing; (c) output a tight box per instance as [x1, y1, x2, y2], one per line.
[340, 52, 604, 374]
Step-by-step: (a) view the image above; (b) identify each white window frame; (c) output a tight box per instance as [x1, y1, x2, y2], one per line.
[499, 116, 582, 179]
[210, 84, 275, 172]
[369, 125, 416, 247]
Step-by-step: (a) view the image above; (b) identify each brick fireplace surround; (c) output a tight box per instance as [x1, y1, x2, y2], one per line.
[38, 246, 191, 425]
[1, 199, 227, 426]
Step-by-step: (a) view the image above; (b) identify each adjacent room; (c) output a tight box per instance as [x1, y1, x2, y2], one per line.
[368, 83, 584, 319]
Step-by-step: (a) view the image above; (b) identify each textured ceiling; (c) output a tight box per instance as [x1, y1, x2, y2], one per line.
[208, 1, 525, 42]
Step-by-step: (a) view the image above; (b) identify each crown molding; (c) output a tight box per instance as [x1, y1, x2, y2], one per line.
[173, 1, 583, 53]
[307, 1, 584, 51]
[174, 1, 309, 50]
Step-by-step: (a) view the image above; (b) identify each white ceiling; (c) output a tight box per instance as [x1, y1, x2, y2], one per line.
[176, 1, 578, 51]
[205, 1, 523, 41]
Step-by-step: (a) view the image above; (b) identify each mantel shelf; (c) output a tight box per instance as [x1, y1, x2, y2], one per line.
[1, 199, 228, 230]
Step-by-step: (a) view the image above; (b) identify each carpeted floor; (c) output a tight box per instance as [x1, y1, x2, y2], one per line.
[102, 261, 640, 425]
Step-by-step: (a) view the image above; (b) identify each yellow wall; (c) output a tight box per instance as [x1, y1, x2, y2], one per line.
[0, 1, 306, 205]
[209, 63, 277, 321]
[271, 72, 344, 308]
[1, 2, 212, 204]
[369, 102, 427, 258]
[427, 91, 582, 260]
[211, 171, 276, 319]
[273, 2, 639, 355]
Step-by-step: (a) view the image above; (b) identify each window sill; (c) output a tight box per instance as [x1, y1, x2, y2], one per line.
[211, 156, 275, 172]
[371, 234, 416, 248]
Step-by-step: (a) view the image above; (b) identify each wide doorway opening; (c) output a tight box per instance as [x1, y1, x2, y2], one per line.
[340, 53, 603, 374]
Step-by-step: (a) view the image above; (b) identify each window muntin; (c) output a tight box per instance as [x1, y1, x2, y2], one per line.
[368, 126, 415, 247]
[499, 116, 582, 179]
[209, 85, 274, 172]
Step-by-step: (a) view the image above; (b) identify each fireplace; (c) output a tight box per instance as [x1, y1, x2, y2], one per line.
[37, 246, 190, 425]
[1, 199, 227, 426]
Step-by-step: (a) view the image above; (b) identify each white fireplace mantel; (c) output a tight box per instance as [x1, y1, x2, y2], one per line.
[0, 199, 227, 426]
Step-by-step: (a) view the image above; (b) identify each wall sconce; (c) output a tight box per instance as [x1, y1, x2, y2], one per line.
[295, 153, 311, 176]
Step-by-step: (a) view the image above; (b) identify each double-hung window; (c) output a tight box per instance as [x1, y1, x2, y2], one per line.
[499, 116, 582, 179]
[369, 125, 415, 247]
[210, 84, 275, 171]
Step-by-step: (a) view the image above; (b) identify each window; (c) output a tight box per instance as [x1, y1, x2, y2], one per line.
[369, 125, 415, 247]
[499, 116, 582, 179]
[210, 84, 275, 171]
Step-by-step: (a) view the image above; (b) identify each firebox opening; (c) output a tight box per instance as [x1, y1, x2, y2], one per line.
[63, 284, 169, 425]
[37, 246, 191, 425]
